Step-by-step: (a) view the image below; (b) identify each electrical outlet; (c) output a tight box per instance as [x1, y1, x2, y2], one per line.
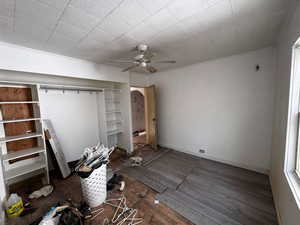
[199, 149, 206, 154]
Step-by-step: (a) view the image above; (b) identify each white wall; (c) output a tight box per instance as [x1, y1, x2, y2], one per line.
[130, 72, 149, 87]
[270, 1, 300, 224]
[149, 47, 276, 174]
[39, 90, 102, 162]
[0, 42, 128, 83]
[0, 165, 5, 225]
[0, 69, 114, 88]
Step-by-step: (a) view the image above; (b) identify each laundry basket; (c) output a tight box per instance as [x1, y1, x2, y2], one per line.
[80, 164, 107, 208]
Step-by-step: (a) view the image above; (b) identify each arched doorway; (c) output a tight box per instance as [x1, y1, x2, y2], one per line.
[131, 88, 146, 148]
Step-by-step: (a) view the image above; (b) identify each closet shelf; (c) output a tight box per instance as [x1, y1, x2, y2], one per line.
[107, 129, 122, 136]
[0, 101, 39, 104]
[107, 120, 122, 124]
[104, 88, 121, 93]
[0, 118, 41, 123]
[106, 111, 121, 114]
[0, 132, 43, 143]
[105, 100, 120, 104]
[2, 147, 45, 161]
[5, 161, 46, 180]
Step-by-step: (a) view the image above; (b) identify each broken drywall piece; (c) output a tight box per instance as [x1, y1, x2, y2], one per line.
[43, 120, 71, 178]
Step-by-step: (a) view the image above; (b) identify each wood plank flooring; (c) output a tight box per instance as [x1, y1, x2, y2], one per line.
[7, 146, 278, 225]
[123, 147, 278, 225]
[156, 152, 278, 225]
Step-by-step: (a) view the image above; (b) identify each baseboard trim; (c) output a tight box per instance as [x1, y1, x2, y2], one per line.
[269, 175, 283, 225]
[160, 144, 269, 175]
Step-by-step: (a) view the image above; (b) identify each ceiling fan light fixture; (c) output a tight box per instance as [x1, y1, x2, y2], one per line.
[140, 62, 147, 67]
[137, 44, 148, 52]
[134, 54, 144, 60]
[111, 44, 176, 73]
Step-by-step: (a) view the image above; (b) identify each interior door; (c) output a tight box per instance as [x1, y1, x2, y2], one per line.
[145, 85, 157, 150]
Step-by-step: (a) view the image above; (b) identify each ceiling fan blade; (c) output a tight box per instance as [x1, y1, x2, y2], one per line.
[122, 64, 139, 72]
[152, 60, 176, 64]
[146, 65, 158, 73]
[106, 60, 133, 63]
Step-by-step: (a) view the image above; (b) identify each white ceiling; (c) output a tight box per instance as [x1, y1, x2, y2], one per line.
[0, 0, 288, 72]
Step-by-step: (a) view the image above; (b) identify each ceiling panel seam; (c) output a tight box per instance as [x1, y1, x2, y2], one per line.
[46, 0, 73, 42]
[78, 0, 126, 44]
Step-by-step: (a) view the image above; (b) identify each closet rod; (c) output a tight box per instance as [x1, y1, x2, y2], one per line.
[40, 86, 103, 93]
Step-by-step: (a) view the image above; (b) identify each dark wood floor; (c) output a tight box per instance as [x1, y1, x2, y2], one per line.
[7, 146, 278, 225]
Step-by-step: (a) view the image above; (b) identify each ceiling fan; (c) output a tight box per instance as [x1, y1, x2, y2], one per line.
[109, 44, 176, 73]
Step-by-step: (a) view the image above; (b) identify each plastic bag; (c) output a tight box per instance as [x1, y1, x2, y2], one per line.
[5, 193, 24, 217]
[38, 206, 67, 225]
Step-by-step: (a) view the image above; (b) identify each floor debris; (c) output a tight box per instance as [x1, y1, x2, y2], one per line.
[105, 195, 143, 225]
[129, 157, 143, 167]
[29, 185, 54, 199]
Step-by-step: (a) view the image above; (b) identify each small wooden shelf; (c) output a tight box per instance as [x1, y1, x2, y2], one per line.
[0, 118, 41, 123]
[0, 132, 43, 143]
[2, 147, 45, 161]
[0, 101, 39, 104]
[5, 161, 46, 180]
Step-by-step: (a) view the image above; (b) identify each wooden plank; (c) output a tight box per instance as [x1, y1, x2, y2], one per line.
[0, 104, 34, 120]
[186, 173, 276, 216]
[197, 158, 271, 189]
[43, 120, 71, 178]
[0, 87, 39, 161]
[0, 87, 32, 102]
[4, 121, 36, 137]
[179, 181, 278, 225]
[0, 101, 39, 104]
[158, 190, 240, 225]
[191, 169, 273, 199]
[121, 167, 168, 193]
[140, 166, 179, 190]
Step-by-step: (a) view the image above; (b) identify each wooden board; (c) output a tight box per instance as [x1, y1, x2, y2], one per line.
[0, 87, 38, 163]
[0, 87, 32, 102]
[43, 120, 71, 178]
[0, 103, 34, 120]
